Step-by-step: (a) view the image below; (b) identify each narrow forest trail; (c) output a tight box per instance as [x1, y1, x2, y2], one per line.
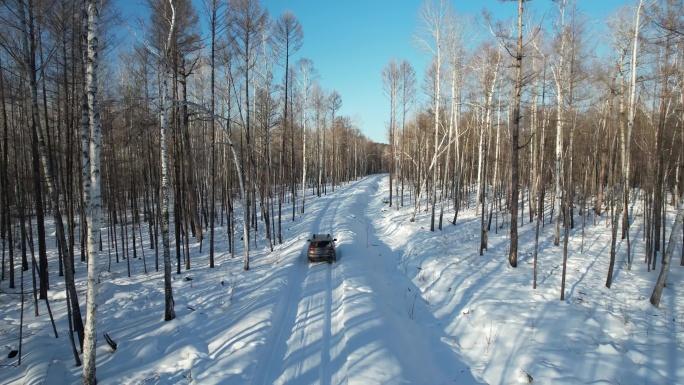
[248, 175, 476, 384]
[249, 182, 356, 385]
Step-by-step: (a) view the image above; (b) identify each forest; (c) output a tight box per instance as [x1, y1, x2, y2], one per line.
[0, 0, 683, 383]
[382, 0, 683, 327]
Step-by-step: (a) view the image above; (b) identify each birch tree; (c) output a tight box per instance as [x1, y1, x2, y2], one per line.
[477, 43, 502, 255]
[551, 0, 568, 247]
[622, 0, 645, 270]
[474, 41, 501, 217]
[297, 58, 317, 213]
[327, 90, 342, 194]
[441, 14, 470, 229]
[416, 0, 451, 232]
[400, 60, 417, 209]
[82, 0, 102, 381]
[530, 32, 548, 288]
[382, 59, 400, 208]
[313, 84, 326, 197]
[158, 0, 177, 321]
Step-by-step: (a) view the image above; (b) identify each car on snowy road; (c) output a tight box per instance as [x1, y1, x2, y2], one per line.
[307, 233, 337, 263]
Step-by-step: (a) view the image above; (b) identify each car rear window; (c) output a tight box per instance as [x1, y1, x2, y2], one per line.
[311, 241, 330, 248]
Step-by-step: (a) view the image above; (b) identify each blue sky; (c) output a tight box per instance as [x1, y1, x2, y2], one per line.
[119, 0, 635, 143]
[260, 0, 634, 143]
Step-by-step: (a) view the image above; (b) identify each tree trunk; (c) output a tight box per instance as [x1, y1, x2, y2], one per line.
[160, 1, 177, 322]
[20, 0, 85, 352]
[82, 0, 103, 382]
[209, 2, 217, 268]
[508, 0, 524, 268]
[650, 196, 684, 307]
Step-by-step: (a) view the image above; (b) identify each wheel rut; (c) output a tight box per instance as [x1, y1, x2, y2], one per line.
[250, 184, 357, 384]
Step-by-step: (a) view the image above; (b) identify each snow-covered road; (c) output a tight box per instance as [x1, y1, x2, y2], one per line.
[249, 176, 476, 384]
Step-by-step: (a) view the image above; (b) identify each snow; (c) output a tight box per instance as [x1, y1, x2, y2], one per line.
[1, 174, 682, 384]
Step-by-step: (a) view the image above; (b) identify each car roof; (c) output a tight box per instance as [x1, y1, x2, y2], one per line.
[311, 233, 333, 241]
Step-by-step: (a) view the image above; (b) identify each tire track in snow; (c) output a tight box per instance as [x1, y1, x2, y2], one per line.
[316, 183, 357, 385]
[249, 261, 307, 385]
[328, 253, 350, 385]
[249, 191, 340, 385]
[249, 181, 360, 384]
[319, 264, 333, 385]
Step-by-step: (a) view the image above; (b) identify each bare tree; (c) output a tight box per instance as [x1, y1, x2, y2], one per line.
[297, 58, 317, 214]
[551, 0, 568, 247]
[649, 0, 677, 270]
[327, 90, 342, 194]
[272, 10, 303, 221]
[477, 43, 502, 255]
[382, 59, 400, 208]
[509, 0, 526, 267]
[227, 0, 269, 270]
[440, 13, 471, 230]
[416, 0, 452, 232]
[312, 84, 326, 197]
[621, 0, 645, 271]
[530, 31, 548, 288]
[483, 0, 527, 266]
[202, 0, 227, 268]
[145, 0, 204, 257]
[82, 0, 103, 381]
[0, 58, 10, 288]
[650, 195, 684, 307]
[17, 0, 85, 355]
[399, 60, 417, 209]
[157, 0, 177, 320]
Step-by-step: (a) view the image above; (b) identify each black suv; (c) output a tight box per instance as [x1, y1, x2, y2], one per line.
[307, 233, 337, 263]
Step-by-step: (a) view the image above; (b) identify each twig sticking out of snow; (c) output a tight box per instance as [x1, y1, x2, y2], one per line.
[103, 332, 117, 351]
